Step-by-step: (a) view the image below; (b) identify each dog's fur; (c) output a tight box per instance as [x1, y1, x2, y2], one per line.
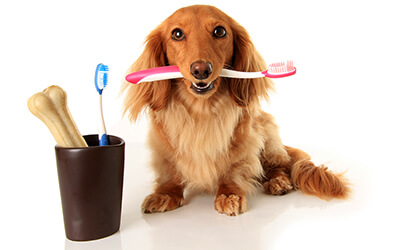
[122, 5, 350, 216]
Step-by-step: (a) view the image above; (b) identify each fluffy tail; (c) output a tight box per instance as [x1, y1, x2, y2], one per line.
[286, 146, 350, 200]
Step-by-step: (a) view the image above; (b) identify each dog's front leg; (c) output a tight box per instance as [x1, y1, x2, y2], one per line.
[214, 181, 247, 216]
[142, 178, 185, 213]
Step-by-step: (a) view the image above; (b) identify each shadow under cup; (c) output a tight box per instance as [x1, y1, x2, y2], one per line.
[55, 135, 125, 241]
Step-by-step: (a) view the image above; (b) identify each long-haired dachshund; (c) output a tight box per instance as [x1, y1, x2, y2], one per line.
[123, 5, 350, 216]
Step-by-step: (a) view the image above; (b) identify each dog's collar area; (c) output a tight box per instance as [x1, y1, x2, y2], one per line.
[190, 81, 214, 94]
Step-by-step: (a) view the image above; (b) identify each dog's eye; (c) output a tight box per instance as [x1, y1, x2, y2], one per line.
[171, 28, 185, 41]
[213, 26, 226, 38]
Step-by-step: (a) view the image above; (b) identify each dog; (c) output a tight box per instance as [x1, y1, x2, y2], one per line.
[122, 5, 350, 216]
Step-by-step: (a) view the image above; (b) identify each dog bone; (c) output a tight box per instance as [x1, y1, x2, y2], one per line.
[28, 85, 88, 147]
[43, 85, 87, 147]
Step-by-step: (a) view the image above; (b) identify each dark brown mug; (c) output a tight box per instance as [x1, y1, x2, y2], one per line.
[55, 134, 125, 241]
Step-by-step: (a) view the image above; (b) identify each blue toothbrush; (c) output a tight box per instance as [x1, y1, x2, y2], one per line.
[94, 63, 109, 146]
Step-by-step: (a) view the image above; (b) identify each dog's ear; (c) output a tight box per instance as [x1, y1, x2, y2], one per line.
[228, 22, 273, 108]
[122, 29, 171, 122]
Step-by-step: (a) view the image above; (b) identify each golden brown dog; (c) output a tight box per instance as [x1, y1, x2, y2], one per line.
[123, 5, 350, 216]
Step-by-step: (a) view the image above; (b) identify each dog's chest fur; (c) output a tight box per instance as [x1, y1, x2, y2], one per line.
[151, 88, 243, 190]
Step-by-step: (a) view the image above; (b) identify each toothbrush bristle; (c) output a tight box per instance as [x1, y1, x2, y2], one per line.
[97, 64, 109, 89]
[268, 60, 294, 74]
[102, 72, 108, 87]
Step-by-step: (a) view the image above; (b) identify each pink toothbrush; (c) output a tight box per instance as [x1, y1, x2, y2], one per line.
[126, 61, 296, 84]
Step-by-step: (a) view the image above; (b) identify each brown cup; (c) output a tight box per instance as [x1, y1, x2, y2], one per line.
[55, 134, 125, 241]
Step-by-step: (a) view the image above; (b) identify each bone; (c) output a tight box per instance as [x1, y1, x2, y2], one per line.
[28, 85, 88, 147]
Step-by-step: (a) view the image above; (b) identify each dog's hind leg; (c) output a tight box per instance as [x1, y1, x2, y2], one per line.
[259, 112, 293, 195]
[261, 151, 294, 196]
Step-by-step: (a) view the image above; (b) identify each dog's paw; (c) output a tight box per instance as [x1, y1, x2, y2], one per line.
[214, 194, 247, 216]
[141, 193, 184, 213]
[263, 175, 293, 195]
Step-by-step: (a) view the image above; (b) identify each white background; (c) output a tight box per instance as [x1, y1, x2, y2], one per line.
[1, 0, 410, 249]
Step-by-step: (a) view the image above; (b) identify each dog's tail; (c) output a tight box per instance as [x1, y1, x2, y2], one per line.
[286, 146, 350, 200]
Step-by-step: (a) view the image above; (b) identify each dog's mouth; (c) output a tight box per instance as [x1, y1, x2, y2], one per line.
[190, 81, 215, 95]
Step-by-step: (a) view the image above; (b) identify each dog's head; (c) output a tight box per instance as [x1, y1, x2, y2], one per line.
[123, 5, 273, 121]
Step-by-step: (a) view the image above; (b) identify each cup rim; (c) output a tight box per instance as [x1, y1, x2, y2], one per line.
[55, 134, 125, 149]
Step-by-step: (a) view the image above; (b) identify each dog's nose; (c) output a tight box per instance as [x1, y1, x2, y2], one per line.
[190, 61, 213, 80]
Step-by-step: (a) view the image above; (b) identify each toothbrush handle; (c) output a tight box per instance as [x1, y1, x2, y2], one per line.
[99, 95, 109, 146]
[220, 68, 296, 79]
[99, 134, 109, 146]
[125, 66, 297, 84]
[125, 67, 265, 84]
[126, 66, 182, 84]
[219, 69, 265, 78]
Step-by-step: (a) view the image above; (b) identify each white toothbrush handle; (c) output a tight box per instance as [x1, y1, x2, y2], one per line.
[99, 94, 107, 135]
[219, 69, 265, 79]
